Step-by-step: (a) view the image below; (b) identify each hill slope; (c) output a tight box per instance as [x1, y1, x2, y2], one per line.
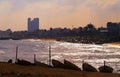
[0, 62, 120, 77]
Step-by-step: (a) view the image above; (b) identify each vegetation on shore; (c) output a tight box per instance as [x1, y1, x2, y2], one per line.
[0, 62, 120, 77]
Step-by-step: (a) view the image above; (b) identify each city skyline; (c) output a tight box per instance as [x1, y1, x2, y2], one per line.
[0, 0, 120, 31]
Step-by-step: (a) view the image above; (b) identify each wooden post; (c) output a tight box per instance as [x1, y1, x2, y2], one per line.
[15, 46, 18, 63]
[49, 45, 51, 66]
[34, 54, 36, 63]
[104, 61, 106, 70]
[0, 62, 2, 76]
[82, 60, 84, 64]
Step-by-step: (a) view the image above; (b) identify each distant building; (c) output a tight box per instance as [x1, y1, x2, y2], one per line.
[119, 23, 120, 36]
[98, 27, 108, 36]
[0, 29, 12, 39]
[107, 22, 120, 36]
[28, 18, 39, 32]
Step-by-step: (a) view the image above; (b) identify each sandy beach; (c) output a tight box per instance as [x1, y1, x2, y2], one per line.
[105, 42, 120, 46]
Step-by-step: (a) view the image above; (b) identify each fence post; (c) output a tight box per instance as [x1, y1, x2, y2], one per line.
[15, 46, 18, 63]
[104, 61, 106, 70]
[34, 54, 36, 63]
[0, 62, 2, 76]
[49, 45, 51, 66]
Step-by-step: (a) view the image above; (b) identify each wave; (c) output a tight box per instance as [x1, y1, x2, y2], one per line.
[0, 50, 5, 54]
[21, 39, 42, 42]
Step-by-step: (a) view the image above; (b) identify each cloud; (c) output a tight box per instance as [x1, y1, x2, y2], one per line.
[8, 1, 99, 29]
[86, 0, 118, 9]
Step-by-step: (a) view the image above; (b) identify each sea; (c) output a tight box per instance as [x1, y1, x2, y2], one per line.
[0, 39, 120, 73]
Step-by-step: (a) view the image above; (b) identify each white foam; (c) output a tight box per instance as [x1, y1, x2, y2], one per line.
[22, 39, 42, 42]
[0, 50, 5, 54]
[52, 55, 63, 59]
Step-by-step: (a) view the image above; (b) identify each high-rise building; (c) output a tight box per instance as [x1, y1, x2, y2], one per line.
[107, 22, 120, 35]
[28, 18, 39, 32]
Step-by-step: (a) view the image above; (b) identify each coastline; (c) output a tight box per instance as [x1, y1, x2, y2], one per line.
[103, 42, 120, 48]
[105, 42, 120, 46]
[21, 38, 56, 41]
[110, 42, 120, 45]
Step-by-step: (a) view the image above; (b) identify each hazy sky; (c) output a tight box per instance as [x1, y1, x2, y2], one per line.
[0, 0, 120, 31]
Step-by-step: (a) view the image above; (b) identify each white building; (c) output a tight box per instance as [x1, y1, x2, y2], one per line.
[28, 18, 39, 32]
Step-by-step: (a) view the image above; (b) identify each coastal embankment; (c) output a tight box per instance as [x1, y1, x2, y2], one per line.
[0, 62, 120, 77]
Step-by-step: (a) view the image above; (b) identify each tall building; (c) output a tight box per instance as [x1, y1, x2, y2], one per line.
[119, 23, 120, 36]
[28, 18, 39, 32]
[107, 22, 120, 35]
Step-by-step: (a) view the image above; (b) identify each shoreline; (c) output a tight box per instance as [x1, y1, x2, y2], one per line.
[105, 42, 120, 46]
[22, 38, 56, 41]
[109, 42, 120, 45]
[0, 38, 119, 46]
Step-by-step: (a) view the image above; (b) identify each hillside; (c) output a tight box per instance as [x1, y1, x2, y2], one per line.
[0, 62, 120, 77]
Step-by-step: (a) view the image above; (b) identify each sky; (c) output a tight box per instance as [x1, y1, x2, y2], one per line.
[0, 0, 120, 31]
